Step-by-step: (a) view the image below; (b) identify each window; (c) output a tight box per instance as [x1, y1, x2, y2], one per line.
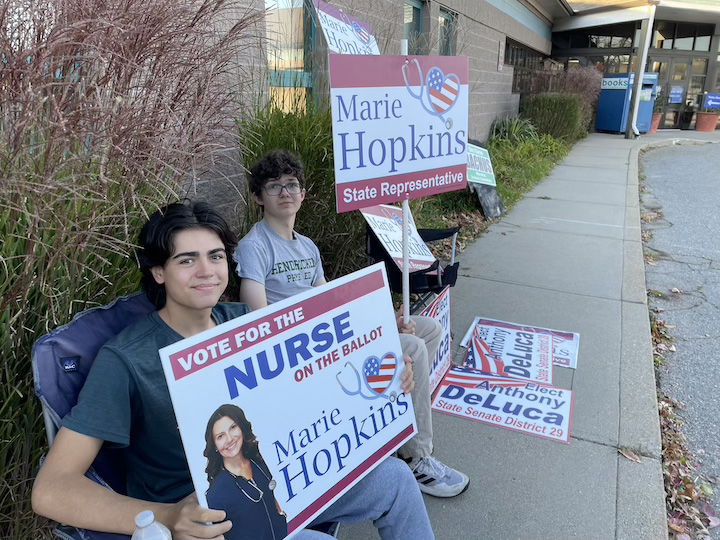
[652, 21, 715, 52]
[654, 22, 674, 49]
[438, 7, 457, 56]
[404, 0, 425, 55]
[505, 39, 545, 93]
[265, 0, 314, 111]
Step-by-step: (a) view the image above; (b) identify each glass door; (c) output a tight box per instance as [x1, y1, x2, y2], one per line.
[649, 56, 691, 128]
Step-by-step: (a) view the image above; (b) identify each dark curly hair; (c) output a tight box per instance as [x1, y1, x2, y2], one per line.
[203, 404, 262, 484]
[248, 149, 305, 197]
[136, 200, 237, 309]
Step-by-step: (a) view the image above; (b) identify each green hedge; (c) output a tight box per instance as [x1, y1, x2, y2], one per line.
[520, 93, 588, 142]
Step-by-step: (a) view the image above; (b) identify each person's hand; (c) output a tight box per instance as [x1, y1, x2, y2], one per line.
[400, 355, 415, 394]
[169, 493, 232, 540]
[396, 306, 415, 335]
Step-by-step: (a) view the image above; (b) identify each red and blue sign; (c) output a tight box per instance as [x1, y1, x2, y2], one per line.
[330, 55, 469, 212]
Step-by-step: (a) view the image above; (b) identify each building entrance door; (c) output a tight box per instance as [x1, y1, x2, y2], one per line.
[649, 56, 692, 128]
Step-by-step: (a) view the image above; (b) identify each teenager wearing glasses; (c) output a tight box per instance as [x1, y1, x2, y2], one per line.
[235, 150, 469, 499]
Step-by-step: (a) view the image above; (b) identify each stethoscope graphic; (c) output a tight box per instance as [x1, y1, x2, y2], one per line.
[402, 58, 459, 130]
[336, 356, 398, 402]
[224, 459, 286, 540]
[224, 459, 275, 503]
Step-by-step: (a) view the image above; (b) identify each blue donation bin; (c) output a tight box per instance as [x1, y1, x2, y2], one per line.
[596, 73, 658, 133]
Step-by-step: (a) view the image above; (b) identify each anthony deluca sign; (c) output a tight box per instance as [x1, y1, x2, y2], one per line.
[160, 264, 415, 538]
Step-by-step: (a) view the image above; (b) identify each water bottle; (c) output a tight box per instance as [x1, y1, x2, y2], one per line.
[131, 510, 172, 540]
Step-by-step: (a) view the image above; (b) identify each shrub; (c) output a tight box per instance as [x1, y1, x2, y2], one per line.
[237, 102, 367, 280]
[489, 116, 539, 144]
[520, 93, 586, 142]
[0, 1, 262, 537]
[527, 67, 602, 137]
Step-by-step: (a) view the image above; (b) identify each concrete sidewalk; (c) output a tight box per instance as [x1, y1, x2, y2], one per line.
[340, 130, 720, 540]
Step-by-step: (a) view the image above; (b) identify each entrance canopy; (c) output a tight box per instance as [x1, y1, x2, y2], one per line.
[552, 0, 720, 31]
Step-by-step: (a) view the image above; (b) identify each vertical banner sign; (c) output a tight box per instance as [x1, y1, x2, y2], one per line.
[360, 204, 435, 272]
[330, 55, 469, 212]
[432, 366, 573, 444]
[420, 286, 452, 392]
[314, 0, 380, 55]
[460, 317, 579, 370]
[160, 264, 416, 538]
[497, 39, 505, 72]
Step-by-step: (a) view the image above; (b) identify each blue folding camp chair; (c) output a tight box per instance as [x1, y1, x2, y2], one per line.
[32, 292, 155, 540]
[32, 292, 339, 539]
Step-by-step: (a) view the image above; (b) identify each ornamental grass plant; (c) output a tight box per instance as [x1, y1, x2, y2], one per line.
[0, 1, 262, 537]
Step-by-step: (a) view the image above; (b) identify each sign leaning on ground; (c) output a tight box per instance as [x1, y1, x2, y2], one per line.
[460, 317, 580, 370]
[461, 318, 553, 384]
[420, 286, 452, 392]
[467, 143, 505, 219]
[360, 204, 436, 272]
[467, 144, 496, 187]
[329, 54, 469, 212]
[432, 366, 573, 443]
[313, 0, 380, 55]
[159, 264, 416, 537]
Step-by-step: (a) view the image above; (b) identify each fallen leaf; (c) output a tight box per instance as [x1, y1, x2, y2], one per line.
[619, 448, 642, 463]
[669, 519, 688, 533]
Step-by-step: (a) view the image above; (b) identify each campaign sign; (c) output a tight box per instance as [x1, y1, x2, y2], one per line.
[467, 143, 496, 187]
[330, 55, 469, 212]
[160, 264, 416, 537]
[460, 318, 552, 384]
[314, 0, 380, 55]
[419, 286, 452, 392]
[361, 204, 435, 272]
[460, 317, 579, 370]
[432, 366, 573, 443]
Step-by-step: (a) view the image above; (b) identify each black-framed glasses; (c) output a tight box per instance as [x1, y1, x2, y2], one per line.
[263, 182, 302, 196]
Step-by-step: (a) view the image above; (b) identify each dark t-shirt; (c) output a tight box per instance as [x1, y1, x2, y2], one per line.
[206, 460, 288, 540]
[63, 302, 251, 503]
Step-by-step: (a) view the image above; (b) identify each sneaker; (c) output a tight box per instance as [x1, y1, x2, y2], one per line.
[404, 456, 470, 497]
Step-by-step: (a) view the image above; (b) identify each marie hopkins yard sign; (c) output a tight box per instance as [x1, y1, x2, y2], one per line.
[330, 55, 469, 212]
[160, 264, 415, 537]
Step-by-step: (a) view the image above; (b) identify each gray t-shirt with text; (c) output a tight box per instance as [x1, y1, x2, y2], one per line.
[233, 220, 325, 304]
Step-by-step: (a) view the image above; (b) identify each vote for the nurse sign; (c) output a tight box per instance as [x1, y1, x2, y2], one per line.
[330, 55, 469, 212]
[160, 264, 415, 538]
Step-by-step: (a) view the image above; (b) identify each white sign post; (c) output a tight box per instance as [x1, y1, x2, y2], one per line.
[160, 264, 416, 537]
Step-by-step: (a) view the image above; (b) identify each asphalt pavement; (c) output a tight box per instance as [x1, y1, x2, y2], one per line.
[642, 142, 720, 539]
[339, 128, 720, 540]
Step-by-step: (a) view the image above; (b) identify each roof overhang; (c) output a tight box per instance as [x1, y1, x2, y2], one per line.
[552, 0, 720, 31]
